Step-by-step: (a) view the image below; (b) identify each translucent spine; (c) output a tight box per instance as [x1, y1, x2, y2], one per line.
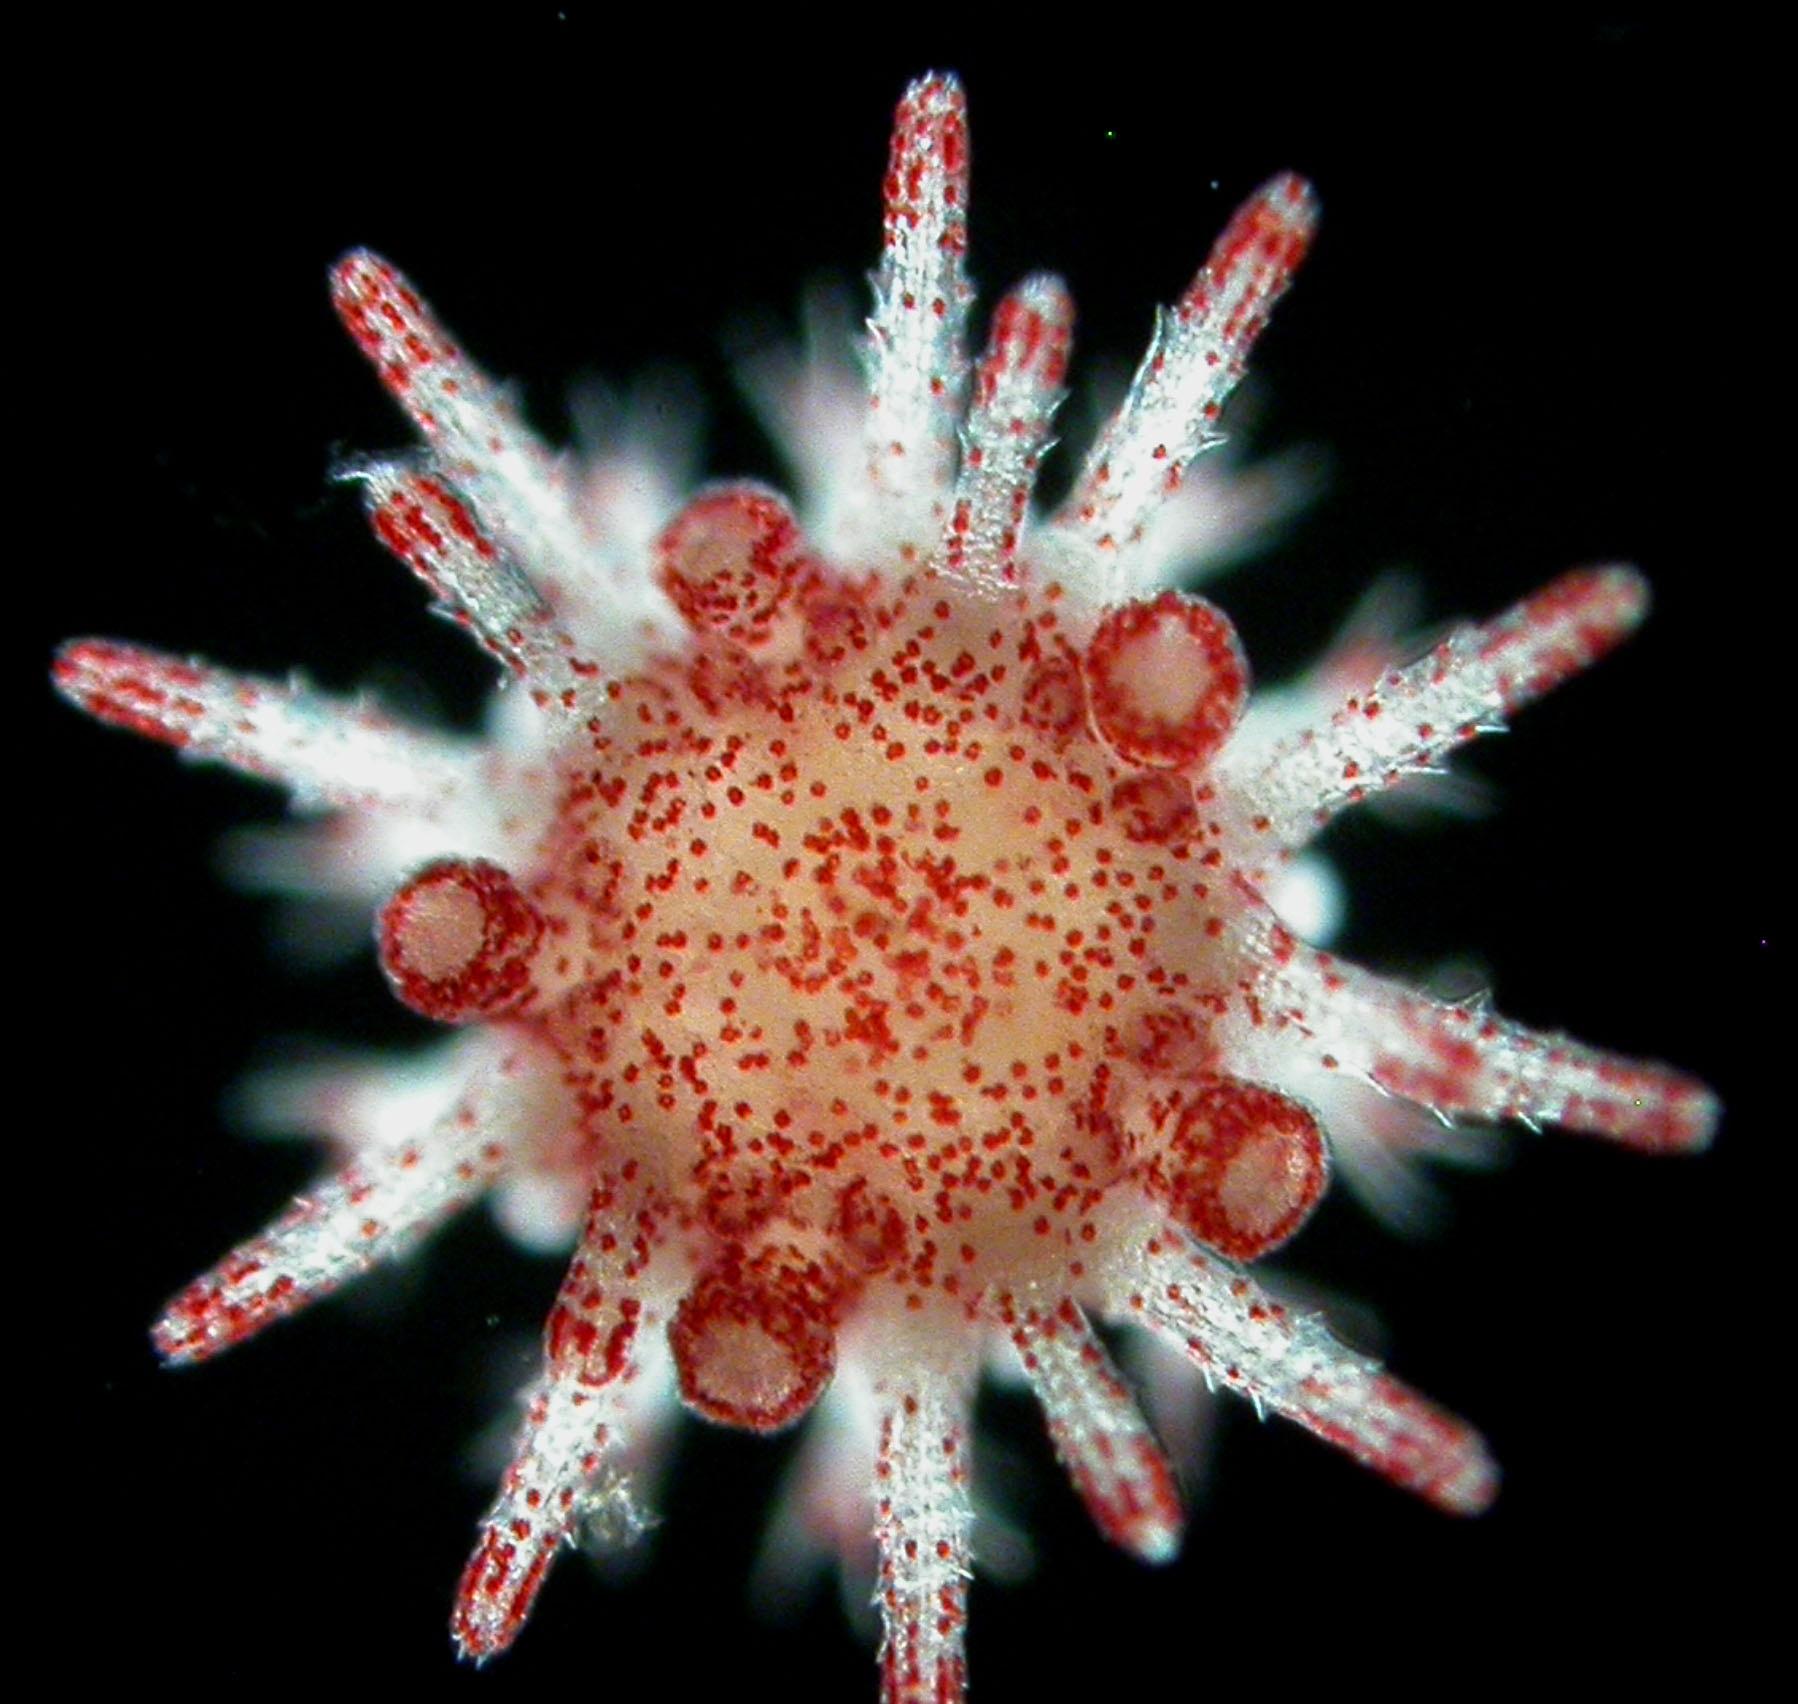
[1005, 1295, 1183, 1563]
[874, 1381, 975, 1704]
[1222, 566, 1652, 854]
[455, 1183, 659, 1660]
[359, 461, 617, 734]
[331, 253, 588, 595]
[361, 465, 553, 675]
[1049, 173, 1318, 600]
[154, 1056, 519, 1362]
[332, 252, 684, 674]
[861, 74, 972, 555]
[51, 640, 477, 811]
[1227, 913, 1718, 1152]
[1117, 1228, 1498, 1514]
[943, 275, 1073, 590]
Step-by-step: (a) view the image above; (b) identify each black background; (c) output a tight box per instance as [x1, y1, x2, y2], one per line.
[36, 14, 1766, 1696]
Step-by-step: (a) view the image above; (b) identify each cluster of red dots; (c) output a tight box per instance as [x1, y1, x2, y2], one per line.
[366, 484, 1327, 1426]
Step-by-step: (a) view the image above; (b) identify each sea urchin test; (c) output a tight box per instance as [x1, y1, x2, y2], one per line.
[54, 73, 1716, 1703]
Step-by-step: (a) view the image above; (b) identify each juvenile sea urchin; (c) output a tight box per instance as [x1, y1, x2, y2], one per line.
[55, 73, 1715, 1701]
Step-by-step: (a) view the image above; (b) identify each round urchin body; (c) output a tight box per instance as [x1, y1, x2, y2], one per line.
[55, 73, 1714, 1703]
